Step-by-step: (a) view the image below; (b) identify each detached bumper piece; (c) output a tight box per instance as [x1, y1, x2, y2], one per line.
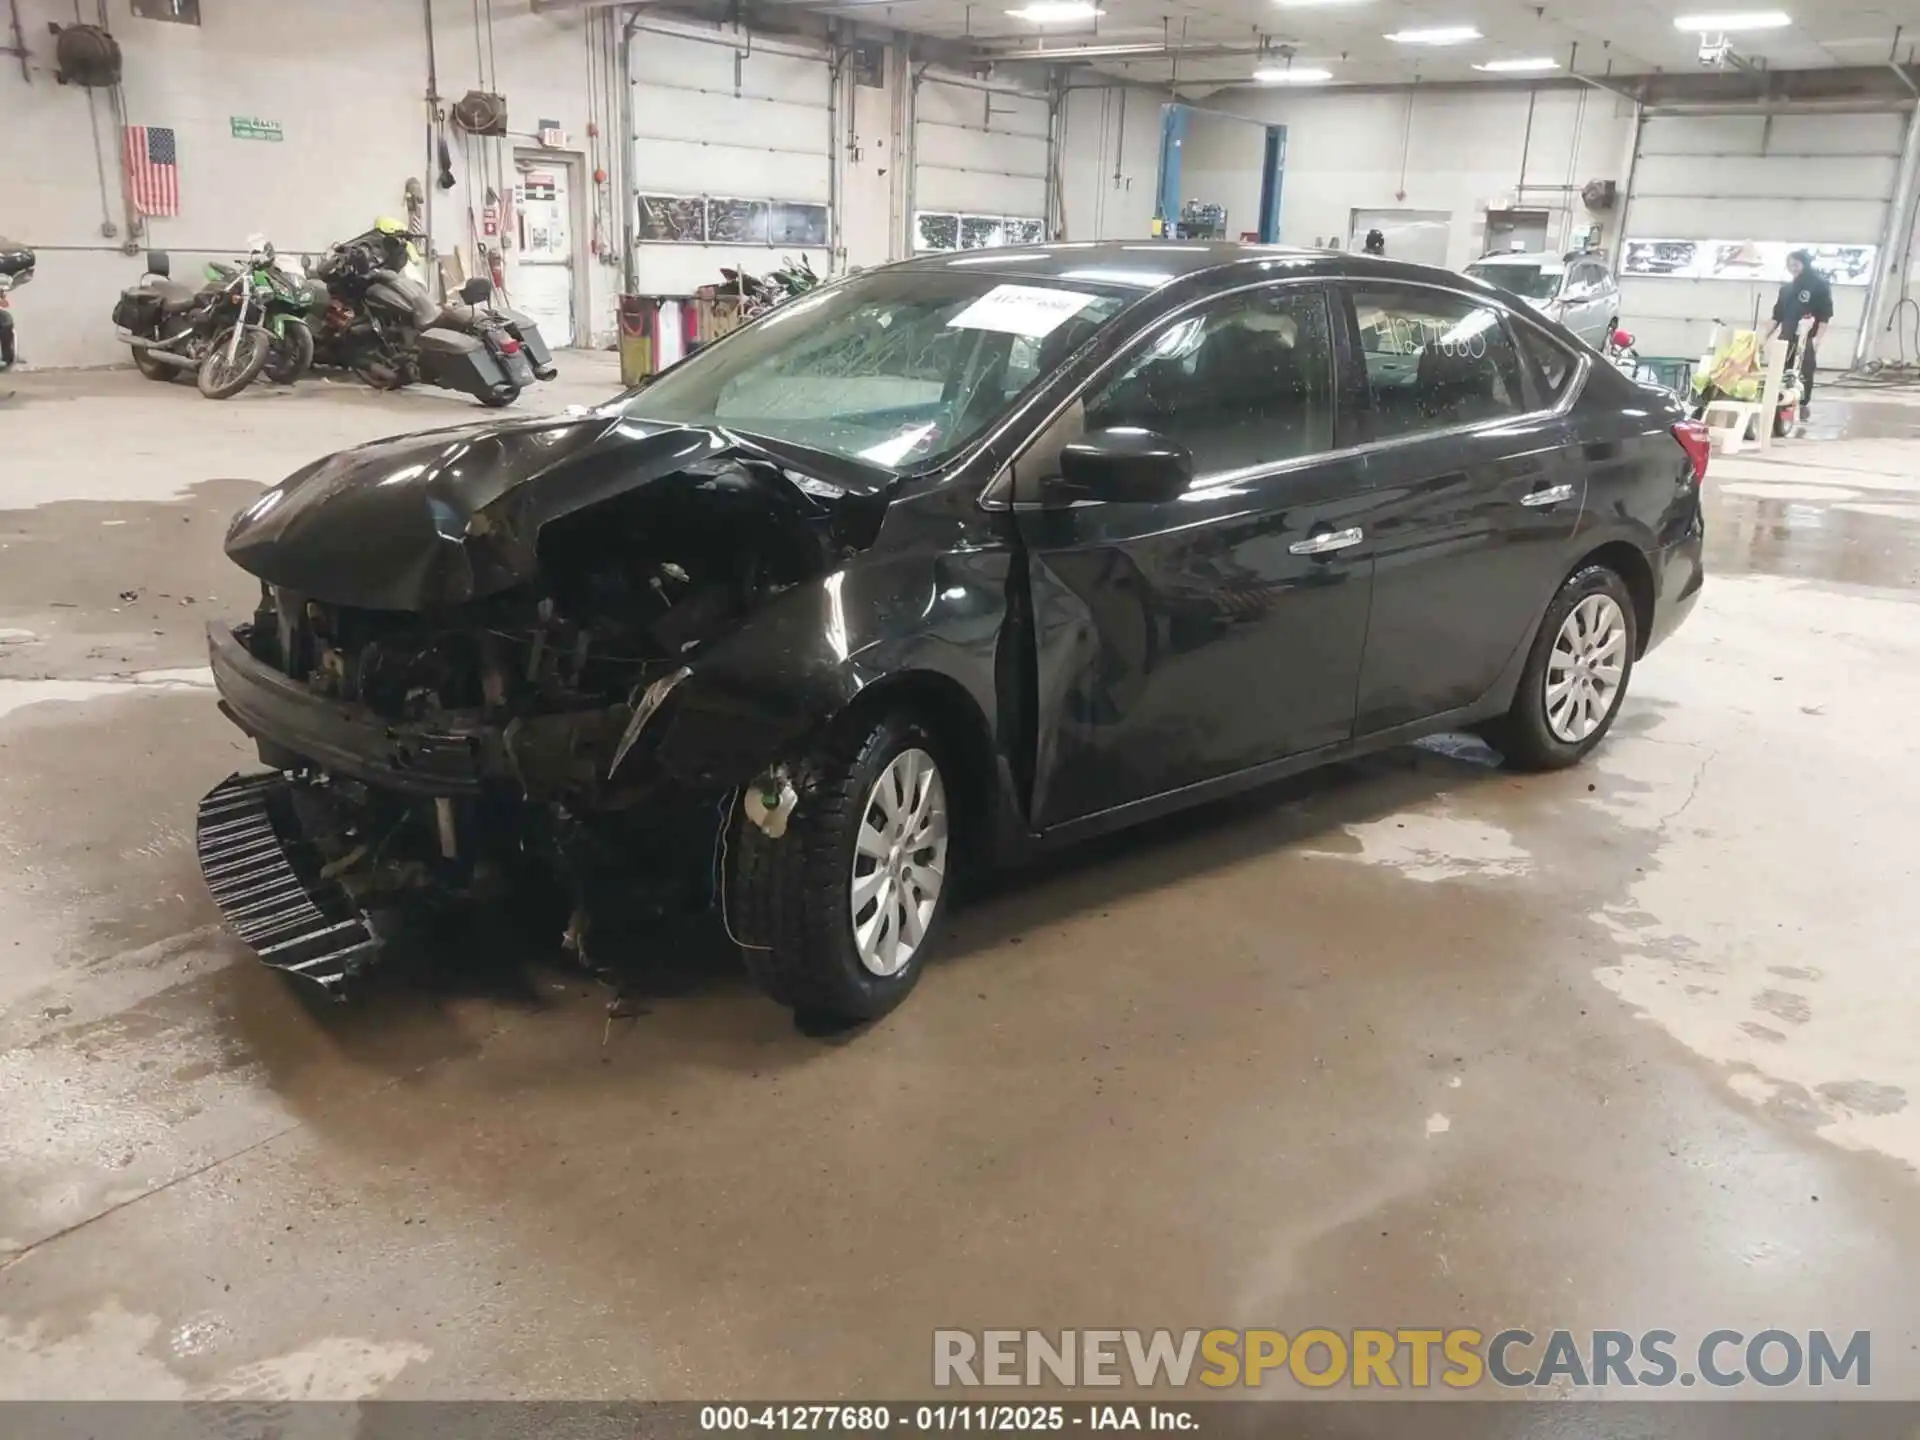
[196, 772, 379, 995]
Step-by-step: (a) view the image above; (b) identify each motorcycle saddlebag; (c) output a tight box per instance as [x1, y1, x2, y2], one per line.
[496, 307, 556, 374]
[417, 327, 512, 398]
[112, 290, 164, 334]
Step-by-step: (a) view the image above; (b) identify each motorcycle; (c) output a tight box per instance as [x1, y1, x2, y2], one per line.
[719, 254, 821, 322]
[205, 249, 324, 385]
[0, 236, 33, 372]
[312, 220, 556, 407]
[110, 243, 288, 399]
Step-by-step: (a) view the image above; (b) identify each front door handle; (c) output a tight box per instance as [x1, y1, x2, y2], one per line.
[1520, 483, 1575, 508]
[1290, 526, 1364, 556]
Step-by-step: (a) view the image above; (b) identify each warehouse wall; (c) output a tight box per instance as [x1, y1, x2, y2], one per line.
[1177, 108, 1269, 242]
[1616, 110, 1905, 363]
[626, 22, 836, 295]
[1058, 85, 1162, 242]
[911, 72, 1051, 228]
[1206, 83, 1634, 269]
[1, 0, 622, 368]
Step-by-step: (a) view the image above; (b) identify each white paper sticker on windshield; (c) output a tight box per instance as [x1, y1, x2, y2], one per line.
[947, 284, 1097, 339]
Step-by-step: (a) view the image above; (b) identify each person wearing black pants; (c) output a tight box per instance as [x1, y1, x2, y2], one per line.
[1767, 249, 1833, 417]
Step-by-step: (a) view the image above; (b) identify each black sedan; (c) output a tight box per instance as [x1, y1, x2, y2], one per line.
[200, 243, 1706, 1023]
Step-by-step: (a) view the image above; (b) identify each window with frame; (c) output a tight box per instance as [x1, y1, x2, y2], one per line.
[1515, 323, 1580, 404]
[1082, 286, 1336, 479]
[1350, 285, 1528, 440]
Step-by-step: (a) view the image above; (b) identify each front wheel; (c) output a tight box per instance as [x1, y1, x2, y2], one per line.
[265, 320, 314, 384]
[197, 326, 271, 399]
[727, 712, 955, 1024]
[1484, 564, 1637, 771]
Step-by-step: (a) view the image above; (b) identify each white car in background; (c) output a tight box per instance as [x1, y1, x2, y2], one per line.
[1464, 251, 1620, 351]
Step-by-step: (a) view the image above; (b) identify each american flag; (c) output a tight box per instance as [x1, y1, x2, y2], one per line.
[124, 126, 180, 217]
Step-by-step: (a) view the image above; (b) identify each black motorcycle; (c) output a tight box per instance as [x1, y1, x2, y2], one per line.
[0, 236, 33, 372]
[110, 247, 287, 399]
[312, 225, 556, 407]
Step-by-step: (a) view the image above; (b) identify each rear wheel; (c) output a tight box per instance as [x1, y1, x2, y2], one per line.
[728, 711, 954, 1024]
[197, 326, 270, 399]
[479, 386, 519, 408]
[132, 347, 176, 381]
[1485, 564, 1637, 771]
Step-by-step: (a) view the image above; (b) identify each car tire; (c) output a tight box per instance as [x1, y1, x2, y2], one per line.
[727, 709, 955, 1024]
[1485, 564, 1637, 772]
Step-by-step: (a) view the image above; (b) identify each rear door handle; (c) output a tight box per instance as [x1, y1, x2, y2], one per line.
[1520, 483, 1575, 508]
[1290, 526, 1364, 556]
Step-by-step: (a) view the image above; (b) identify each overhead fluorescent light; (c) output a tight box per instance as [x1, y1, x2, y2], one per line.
[1254, 65, 1335, 82]
[1006, 2, 1103, 20]
[1384, 25, 1482, 45]
[1275, 0, 1370, 7]
[1473, 56, 1562, 71]
[1672, 10, 1791, 29]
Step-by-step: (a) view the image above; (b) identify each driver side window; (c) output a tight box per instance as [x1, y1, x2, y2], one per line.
[1082, 285, 1337, 480]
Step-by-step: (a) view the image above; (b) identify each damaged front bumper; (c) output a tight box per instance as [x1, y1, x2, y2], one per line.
[209, 620, 495, 796]
[195, 772, 384, 993]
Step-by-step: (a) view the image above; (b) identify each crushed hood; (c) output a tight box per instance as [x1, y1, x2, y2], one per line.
[224, 411, 891, 611]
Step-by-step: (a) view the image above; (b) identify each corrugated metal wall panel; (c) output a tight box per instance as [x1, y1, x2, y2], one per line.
[1618, 110, 1900, 363]
[913, 78, 1050, 222]
[627, 30, 834, 293]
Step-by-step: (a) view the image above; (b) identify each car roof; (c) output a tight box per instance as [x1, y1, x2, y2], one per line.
[882, 241, 1500, 296]
[1469, 253, 1563, 270]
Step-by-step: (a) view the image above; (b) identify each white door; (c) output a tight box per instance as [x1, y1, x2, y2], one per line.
[512, 158, 576, 347]
[1349, 208, 1452, 267]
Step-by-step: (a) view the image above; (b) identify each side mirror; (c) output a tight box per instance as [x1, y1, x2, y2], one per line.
[1055, 428, 1194, 505]
[460, 277, 493, 305]
[147, 250, 170, 278]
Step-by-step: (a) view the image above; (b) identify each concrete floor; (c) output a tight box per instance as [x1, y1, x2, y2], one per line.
[4, 358, 1920, 1403]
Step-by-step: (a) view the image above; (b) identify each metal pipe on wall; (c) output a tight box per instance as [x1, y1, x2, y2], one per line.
[826, 23, 842, 274]
[1856, 98, 1920, 367]
[1563, 83, 1588, 251]
[1517, 86, 1538, 194]
[424, 0, 440, 257]
[620, 6, 642, 293]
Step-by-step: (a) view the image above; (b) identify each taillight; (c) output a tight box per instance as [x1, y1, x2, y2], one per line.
[495, 335, 522, 355]
[1672, 419, 1711, 486]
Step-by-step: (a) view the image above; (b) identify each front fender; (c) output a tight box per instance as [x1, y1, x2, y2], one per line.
[650, 547, 1013, 788]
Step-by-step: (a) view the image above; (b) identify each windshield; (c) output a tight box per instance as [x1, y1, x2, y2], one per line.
[1467, 263, 1560, 301]
[616, 269, 1134, 470]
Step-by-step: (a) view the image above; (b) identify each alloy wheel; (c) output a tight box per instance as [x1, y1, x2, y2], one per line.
[849, 747, 948, 977]
[1545, 593, 1627, 743]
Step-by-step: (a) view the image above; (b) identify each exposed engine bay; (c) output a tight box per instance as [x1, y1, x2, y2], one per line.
[199, 418, 891, 993]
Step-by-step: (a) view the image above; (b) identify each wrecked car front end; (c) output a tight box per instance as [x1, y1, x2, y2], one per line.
[197, 411, 893, 992]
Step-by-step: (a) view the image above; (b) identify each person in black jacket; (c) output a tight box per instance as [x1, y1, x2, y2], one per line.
[1767, 249, 1833, 415]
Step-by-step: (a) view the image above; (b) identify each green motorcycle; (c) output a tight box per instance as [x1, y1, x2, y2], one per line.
[206, 241, 322, 386]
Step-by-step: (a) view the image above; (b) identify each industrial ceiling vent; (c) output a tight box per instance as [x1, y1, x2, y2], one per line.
[49, 22, 123, 87]
[451, 90, 508, 138]
[1582, 179, 1619, 212]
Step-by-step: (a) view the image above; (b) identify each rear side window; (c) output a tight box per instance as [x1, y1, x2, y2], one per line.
[1349, 285, 1528, 440]
[1084, 284, 1337, 479]
[1516, 323, 1580, 403]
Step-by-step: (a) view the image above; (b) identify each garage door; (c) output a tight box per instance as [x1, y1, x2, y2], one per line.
[912, 75, 1050, 252]
[1618, 111, 1904, 364]
[629, 30, 834, 294]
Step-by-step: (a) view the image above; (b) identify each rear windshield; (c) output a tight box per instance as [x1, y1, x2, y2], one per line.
[1467, 264, 1560, 301]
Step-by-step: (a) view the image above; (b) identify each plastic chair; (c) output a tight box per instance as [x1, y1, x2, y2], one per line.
[1700, 337, 1790, 454]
